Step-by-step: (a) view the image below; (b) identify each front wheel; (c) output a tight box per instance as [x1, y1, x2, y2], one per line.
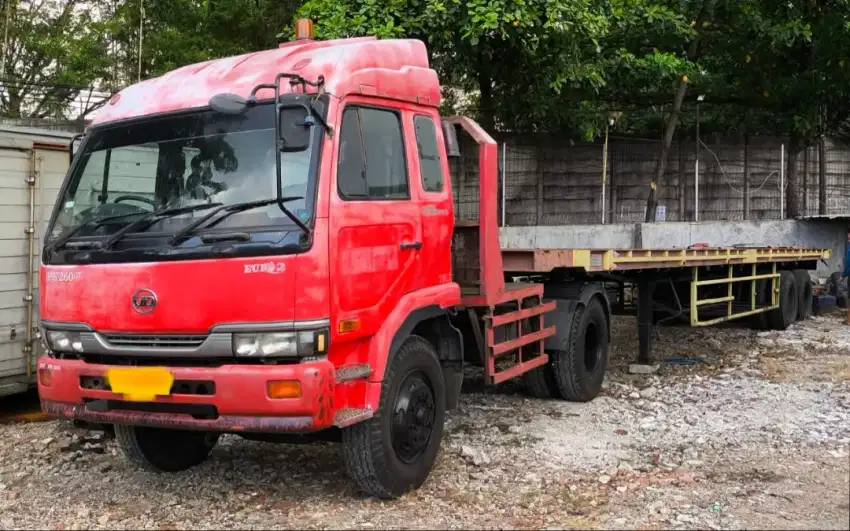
[342, 335, 446, 499]
[114, 425, 219, 472]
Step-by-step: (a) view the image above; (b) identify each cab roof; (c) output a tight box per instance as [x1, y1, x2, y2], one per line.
[92, 37, 441, 127]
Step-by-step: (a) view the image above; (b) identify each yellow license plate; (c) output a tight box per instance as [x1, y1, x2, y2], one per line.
[106, 367, 174, 402]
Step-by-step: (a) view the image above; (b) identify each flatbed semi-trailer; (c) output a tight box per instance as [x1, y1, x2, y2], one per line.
[37, 23, 830, 499]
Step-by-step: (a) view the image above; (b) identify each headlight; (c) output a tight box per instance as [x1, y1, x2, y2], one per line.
[233, 329, 328, 357]
[45, 330, 84, 353]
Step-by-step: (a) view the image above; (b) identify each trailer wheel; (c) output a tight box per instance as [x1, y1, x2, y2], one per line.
[551, 298, 609, 402]
[342, 335, 446, 499]
[768, 270, 798, 331]
[749, 279, 771, 330]
[793, 270, 813, 321]
[114, 425, 219, 472]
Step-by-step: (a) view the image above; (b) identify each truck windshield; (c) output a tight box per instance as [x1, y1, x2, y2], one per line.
[47, 101, 321, 244]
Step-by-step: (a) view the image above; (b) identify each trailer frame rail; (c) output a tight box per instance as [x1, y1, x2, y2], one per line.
[690, 263, 779, 326]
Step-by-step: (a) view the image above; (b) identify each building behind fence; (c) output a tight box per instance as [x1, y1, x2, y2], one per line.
[452, 133, 850, 226]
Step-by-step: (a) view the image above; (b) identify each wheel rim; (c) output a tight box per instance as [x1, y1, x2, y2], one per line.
[584, 322, 601, 373]
[391, 370, 436, 464]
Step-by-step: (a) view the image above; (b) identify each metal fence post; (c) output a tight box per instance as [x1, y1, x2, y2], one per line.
[780, 143, 785, 219]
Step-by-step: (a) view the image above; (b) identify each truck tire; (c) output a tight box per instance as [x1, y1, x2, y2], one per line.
[521, 363, 558, 398]
[768, 270, 798, 331]
[550, 298, 609, 402]
[793, 269, 813, 321]
[826, 271, 847, 298]
[750, 279, 771, 330]
[520, 297, 559, 398]
[342, 335, 446, 499]
[114, 425, 219, 472]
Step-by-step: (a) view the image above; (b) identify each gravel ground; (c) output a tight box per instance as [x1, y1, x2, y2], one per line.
[1, 313, 849, 530]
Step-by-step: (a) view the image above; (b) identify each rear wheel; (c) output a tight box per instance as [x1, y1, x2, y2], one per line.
[750, 279, 771, 330]
[114, 425, 219, 472]
[550, 298, 609, 402]
[793, 269, 813, 321]
[342, 335, 446, 499]
[522, 362, 559, 398]
[520, 296, 560, 398]
[768, 270, 798, 330]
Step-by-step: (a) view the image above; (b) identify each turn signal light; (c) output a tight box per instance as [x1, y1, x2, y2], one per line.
[338, 318, 360, 334]
[38, 367, 52, 387]
[295, 18, 314, 40]
[267, 380, 302, 399]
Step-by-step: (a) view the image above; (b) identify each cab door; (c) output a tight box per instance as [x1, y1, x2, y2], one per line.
[329, 102, 423, 338]
[408, 112, 453, 288]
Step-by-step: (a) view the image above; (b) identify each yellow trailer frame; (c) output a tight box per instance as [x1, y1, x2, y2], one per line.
[690, 263, 779, 326]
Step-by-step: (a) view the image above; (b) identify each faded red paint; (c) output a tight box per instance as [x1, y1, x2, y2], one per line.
[42, 400, 316, 433]
[38, 357, 340, 430]
[91, 37, 440, 127]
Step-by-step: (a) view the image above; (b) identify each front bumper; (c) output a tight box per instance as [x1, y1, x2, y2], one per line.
[38, 356, 337, 433]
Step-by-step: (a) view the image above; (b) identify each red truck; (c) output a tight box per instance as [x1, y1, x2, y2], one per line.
[37, 20, 828, 498]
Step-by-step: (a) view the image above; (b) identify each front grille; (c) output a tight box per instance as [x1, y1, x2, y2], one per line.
[104, 334, 207, 349]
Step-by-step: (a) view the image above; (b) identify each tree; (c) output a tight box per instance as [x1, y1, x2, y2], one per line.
[108, 0, 305, 84]
[695, 0, 850, 217]
[0, 0, 112, 119]
[297, 0, 615, 134]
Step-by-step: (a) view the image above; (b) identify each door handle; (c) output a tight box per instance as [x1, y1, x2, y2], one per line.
[400, 241, 423, 251]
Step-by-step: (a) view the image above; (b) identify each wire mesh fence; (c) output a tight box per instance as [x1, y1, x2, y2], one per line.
[450, 132, 850, 227]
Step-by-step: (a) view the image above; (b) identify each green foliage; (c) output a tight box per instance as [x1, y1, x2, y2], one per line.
[110, 0, 304, 82]
[298, 0, 702, 139]
[5, 0, 850, 141]
[0, 0, 111, 118]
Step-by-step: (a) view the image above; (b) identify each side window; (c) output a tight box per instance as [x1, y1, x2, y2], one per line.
[337, 106, 409, 200]
[414, 115, 444, 192]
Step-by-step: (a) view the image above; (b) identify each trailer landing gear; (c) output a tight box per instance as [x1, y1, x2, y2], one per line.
[630, 274, 660, 373]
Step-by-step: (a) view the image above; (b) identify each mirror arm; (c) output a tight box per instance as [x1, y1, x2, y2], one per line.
[69, 133, 84, 163]
[272, 78, 284, 217]
[308, 101, 333, 138]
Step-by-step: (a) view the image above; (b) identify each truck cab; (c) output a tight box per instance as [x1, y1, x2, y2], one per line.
[38, 23, 468, 498]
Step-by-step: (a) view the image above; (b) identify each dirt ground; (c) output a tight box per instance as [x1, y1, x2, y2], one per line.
[0, 313, 848, 530]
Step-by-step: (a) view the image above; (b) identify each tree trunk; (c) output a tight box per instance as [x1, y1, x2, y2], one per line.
[477, 68, 495, 132]
[476, 48, 495, 132]
[651, 79, 689, 186]
[650, 0, 713, 189]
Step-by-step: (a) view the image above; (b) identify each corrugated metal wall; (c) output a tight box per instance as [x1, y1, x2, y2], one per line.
[0, 129, 71, 396]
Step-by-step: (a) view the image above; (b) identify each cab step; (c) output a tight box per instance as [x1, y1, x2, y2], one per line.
[333, 408, 373, 428]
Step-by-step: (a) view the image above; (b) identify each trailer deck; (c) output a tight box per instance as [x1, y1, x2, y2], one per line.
[501, 246, 830, 273]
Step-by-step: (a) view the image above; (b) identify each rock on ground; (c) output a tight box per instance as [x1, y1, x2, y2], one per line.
[1, 314, 848, 529]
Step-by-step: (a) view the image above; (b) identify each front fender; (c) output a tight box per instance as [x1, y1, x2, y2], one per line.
[366, 283, 461, 384]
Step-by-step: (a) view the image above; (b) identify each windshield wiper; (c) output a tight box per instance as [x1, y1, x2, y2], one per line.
[47, 211, 150, 253]
[170, 196, 306, 246]
[101, 202, 224, 251]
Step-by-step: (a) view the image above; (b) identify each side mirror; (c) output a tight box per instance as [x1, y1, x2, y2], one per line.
[279, 105, 312, 152]
[442, 121, 461, 158]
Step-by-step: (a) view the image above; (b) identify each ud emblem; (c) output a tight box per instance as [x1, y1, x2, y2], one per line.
[131, 289, 158, 314]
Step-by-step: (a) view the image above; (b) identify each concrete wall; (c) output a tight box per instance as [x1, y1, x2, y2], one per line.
[500, 219, 847, 277]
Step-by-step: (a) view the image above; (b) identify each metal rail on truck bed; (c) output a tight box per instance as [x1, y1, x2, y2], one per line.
[501, 247, 831, 273]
